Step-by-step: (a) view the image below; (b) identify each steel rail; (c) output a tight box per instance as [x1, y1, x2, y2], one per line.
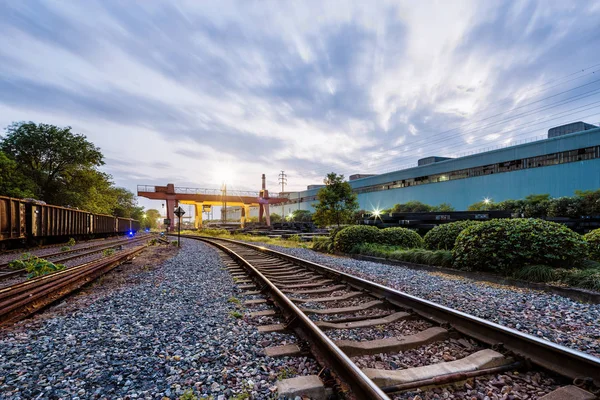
[197, 237, 390, 400]
[189, 235, 600, 388]
[0, 235, 151, 280]
[0, 245, 147, 325]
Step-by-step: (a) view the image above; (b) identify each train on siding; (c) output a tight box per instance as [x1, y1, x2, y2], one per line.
[0, 195, 141, 249]
[361, 210, 600, 234]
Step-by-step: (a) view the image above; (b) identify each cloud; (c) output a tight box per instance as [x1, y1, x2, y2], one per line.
[1, 0, 599, 208]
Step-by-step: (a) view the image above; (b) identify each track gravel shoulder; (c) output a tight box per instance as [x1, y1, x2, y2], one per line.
[250, 243, 600, 358]
[0, 239, 316, 400]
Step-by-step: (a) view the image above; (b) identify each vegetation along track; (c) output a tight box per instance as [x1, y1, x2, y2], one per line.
[189, 235, 600, 399]
[0, 234, 150, 281]
[0, 243, 149, 326]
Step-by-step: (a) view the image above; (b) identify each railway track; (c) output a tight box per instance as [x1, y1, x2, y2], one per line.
[0, 243, 149, 326]
[190, 235, 600, 400]
[0, 234, 151, 281]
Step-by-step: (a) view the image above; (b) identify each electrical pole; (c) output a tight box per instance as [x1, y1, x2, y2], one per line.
[278, 170, 287, 221]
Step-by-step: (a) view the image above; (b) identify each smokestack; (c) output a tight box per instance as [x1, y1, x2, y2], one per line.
[261, 174, 266, 190]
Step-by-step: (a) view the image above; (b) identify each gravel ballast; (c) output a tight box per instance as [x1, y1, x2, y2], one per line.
[0, 239, 318, 399]
[251, 244, 600, 358]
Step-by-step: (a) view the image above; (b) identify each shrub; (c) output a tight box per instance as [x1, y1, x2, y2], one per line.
[60, 246, 70, 252]
[424, 221, 480, 250]
[512, 265, 557, 283]
[584, 228, 600, 262]
[329, 226, 346, 241]
[453, 219, 589, 273]
[67, 238, 76, 246]
[563, 268, 600, 291]
[312, 236, 333, 253]
[9, 253, 65, 278]
[352, 243, 453, 268]
[333, 225, 380, 253]
[378, 227, 423, 249]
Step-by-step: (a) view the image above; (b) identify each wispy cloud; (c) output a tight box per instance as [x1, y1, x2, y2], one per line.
[1, 0, 599, 205]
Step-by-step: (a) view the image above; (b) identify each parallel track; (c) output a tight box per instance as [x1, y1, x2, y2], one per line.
[0, 244, 148, 326]
[191, 236, 600, 399]
[0, 235, 150, 281]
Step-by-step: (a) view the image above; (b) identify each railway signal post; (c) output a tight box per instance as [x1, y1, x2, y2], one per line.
[174, 207, 185, 247]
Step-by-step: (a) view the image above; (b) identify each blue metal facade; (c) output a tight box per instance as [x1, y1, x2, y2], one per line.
[282, 127, 600, 214]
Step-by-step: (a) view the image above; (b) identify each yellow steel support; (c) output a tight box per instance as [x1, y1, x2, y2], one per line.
[194, 203, 203, 228]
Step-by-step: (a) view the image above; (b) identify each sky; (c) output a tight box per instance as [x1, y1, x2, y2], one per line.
[1, 1, 600, 212]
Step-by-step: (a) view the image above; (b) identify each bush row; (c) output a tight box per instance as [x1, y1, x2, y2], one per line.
[333, 226, 423, 253]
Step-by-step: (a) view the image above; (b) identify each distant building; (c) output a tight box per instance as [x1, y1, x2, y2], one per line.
[349, 174, 378, 181]
[279, 122, 600, 213]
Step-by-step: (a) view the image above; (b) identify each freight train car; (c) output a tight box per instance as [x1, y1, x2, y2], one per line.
[0, 196, 26, 241]
[0, 195, 141, 249]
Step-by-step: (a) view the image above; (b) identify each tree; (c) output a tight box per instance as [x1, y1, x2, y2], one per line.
[391, 201, 433, 213]
[313, 173, 358, 227]
[0, 151, 36, 198]
[1, 122, 103, 203]
[291, 209, 313, 222]
[111, 187, 143, 219]
[143, 209, 161, 229]
[270, 213, 283, 223]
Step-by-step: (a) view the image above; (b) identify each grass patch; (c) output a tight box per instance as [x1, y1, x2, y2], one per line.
[352, 243, 453, 268]
[229, 310, 243, 319]
[513, 265, 557, 283]
[179, 389, 198, 400]
[60, 246, 70, 252]
[228, 296, 241, 304]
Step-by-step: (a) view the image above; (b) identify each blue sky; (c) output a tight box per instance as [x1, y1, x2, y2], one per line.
[1, 1, 600, 211]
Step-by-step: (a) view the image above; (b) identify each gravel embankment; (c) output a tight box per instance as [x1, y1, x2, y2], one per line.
[251, 244, 600, 358]
[0, 239, 318, 399]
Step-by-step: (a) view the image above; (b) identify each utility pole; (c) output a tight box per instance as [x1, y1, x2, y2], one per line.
[278, 170, 287, 220]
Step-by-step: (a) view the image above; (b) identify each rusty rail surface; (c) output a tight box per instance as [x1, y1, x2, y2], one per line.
[0, 235, 151, 281]
[0, 245, 147, 326]
[186, 235, 600, 393]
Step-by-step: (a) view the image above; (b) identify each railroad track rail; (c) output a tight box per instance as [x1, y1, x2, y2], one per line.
[0, 235, 152, 281]
[190, 235, 600, 400]
[0, 244, 148, 326]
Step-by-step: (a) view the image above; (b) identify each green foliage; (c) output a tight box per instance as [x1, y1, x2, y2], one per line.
[561, 268, 600, 291]
[142, 209, 161, 229]
[576, 189, 600, 215]
[170, 240, 179, 246]
[229, 310, 243, 319]
[67, 238, 76, 246]
[390, 201, 432, 213]
[290, 209, 313, 222]
[424, 221, 481, 250]
[432, 202, 455, 212]
[333, 225, 380, 253]
[312, 236, 333, 253]
[0, 121, 142, 218]
[228, 297, 241, 304]
[547, 197, 583, 218]
[0, 150, 36, 198]
[102, 248, 116, 257]
[269, 212, 282, 223]
[378, 227, 423, 248]
[9, 253, 66, 278]
[1, 121, 103, 204]
[584, 228, 600, 262]
[512, 265, 557, 283]
[453, 219, 589, 273]
[277, 367, 298, 380]
[199, 228, 230, 236]
[313, 173, 358, 227]
[353, 243, 453, 268]
[60, 246, 70, 252]
[179, 389, 198, 400]
[288, 234, 301, 242]
[148, 238, 158, 246]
